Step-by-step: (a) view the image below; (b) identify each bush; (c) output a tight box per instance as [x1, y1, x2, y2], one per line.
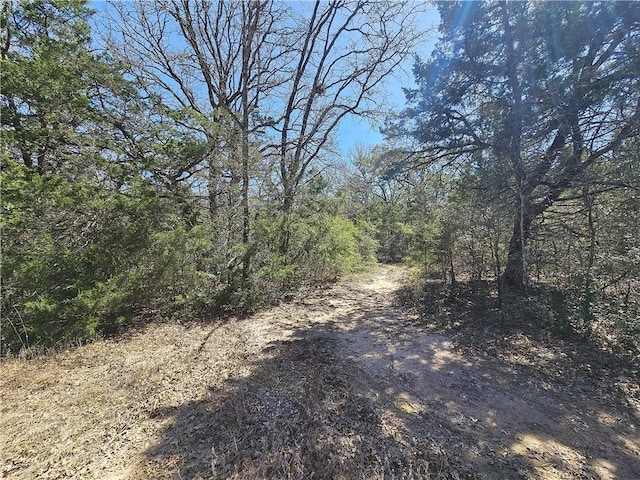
[244, 211, 376, 306]
[288, 213, 373, 282]
[0, 161, 202, 353]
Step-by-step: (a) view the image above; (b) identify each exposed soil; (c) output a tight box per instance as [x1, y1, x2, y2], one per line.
[1, 264, 639, 479]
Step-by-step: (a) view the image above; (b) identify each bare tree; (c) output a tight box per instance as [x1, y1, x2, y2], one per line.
[104, 0, 426, 261]
[263, 0, 426, 253]
[104, 0, 292, 279]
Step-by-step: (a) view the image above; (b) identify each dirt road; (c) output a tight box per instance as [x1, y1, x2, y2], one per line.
[2, 264, 639, 479]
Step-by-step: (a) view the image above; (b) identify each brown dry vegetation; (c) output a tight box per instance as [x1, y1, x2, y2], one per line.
[1, 264, 639, 479]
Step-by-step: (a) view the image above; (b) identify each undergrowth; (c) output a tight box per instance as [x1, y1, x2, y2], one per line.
[396, 271, 640, 409]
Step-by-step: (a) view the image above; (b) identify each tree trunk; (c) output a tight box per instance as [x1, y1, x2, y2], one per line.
[582, 187, 596, 329]
[240, 130, 250, 283]
[500, 1, 529, 293]
[279, 185, 294, 256]
[448, 248, 456, 298]
[207, 156, 219, 224]
[491, 229, 503, 309]
[503, 207, 533, 292]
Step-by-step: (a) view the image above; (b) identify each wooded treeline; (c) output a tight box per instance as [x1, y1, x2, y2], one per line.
[384, 1, 640, 352]
[1, 0, 638, 355]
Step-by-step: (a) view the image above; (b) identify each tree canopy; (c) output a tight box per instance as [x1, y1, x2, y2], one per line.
[391, 0, 640, 290]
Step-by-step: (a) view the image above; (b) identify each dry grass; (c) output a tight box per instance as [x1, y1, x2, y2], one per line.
[0, 270, 464, 479]
[1, 320, 250, 478]
[2, 264, 639, 479]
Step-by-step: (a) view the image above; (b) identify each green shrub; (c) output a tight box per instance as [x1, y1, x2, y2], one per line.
[289, 214, 365, 282]
[245, 211, 376, 306]
[0, 161, 202, 352]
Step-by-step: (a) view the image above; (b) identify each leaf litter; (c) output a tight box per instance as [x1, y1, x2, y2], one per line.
[1, 265, 638, 479]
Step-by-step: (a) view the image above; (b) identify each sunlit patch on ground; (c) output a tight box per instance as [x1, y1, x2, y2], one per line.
[2, 264, 638, 479]
[511, 434, 590, 479]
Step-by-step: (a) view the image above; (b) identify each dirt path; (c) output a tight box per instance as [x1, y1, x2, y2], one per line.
[1, 264, 639, 479]
[330, 266, 640, 479]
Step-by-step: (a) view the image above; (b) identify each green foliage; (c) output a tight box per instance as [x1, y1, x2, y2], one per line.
[392, 0, 640, 290]
[2, 0, 637, 361]
[1, 160, 193, 351]
[352, 218, 378, 267]
[347, 146, 421, 263]
[406, 204, 458, 280]
[295, 214, 363, 281]
[236, 169, 380, 304]
[0, 0, 106, 174]
[252, 210, 375, 295]
[369, 201, 416, 263]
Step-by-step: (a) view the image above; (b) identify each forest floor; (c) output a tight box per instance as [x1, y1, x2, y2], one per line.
[1, 264, 639, 479]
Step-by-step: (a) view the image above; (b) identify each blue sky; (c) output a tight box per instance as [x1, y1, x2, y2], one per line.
[91, 0, 439, 158]
[337, 3, 440, 155]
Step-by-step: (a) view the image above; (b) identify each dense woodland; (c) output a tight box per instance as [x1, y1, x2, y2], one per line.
[1, 0, 639, 356]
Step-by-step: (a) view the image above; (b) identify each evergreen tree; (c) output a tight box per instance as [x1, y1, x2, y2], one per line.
[391, 0, 640, 291]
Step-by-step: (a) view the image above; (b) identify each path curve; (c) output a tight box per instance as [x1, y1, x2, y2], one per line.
[1, 264, 638, 479]
[246, 264, 640, 479]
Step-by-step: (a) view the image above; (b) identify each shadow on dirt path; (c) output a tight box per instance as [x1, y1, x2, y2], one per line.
[133, 327, 466, 479]
[332, 296, 640, 479]
[133, 264, 640, 479]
